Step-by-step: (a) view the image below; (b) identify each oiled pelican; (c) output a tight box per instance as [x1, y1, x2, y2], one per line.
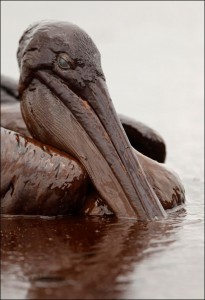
[1, 21, 185, 219]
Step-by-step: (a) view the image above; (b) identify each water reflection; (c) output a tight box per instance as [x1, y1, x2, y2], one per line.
[1, 211, 186, 299]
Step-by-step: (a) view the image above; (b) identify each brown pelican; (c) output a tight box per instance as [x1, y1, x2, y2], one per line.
[1, 21, 185, 220]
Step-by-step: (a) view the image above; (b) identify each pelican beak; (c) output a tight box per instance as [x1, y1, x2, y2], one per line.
[21, 70, 166, 220]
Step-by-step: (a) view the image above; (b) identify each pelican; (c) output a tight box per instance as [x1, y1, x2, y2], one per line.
[1, 21, 185, 220]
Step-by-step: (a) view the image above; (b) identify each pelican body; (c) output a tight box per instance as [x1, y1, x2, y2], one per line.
[1, 21, 185, 220]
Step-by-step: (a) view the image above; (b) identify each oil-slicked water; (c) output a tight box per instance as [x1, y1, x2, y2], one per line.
[0, 211, 197, 299]
[1, 185, 204, 300]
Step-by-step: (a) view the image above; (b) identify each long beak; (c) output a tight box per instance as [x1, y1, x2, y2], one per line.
[21, 70, 166, 220]
[83, 79, 167, 219]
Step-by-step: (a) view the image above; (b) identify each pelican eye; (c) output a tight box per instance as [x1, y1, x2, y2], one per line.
[57, 54, 71, 69]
